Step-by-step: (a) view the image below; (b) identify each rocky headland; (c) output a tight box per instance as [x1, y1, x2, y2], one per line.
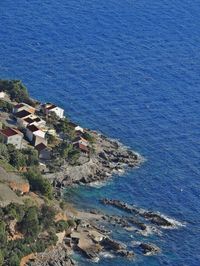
[46, 130, 142, 188]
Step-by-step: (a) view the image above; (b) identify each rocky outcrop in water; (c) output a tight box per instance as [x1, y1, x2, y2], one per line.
[139, 243, 160, 255]
[101, 199, 174, 227]
[100, 237, 134, 258]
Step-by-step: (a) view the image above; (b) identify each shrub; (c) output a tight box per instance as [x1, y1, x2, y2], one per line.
[0, 221, 7, 248]
[0, 143, 9, 161]
[55, 220, 69, 232]
[22, 148, 39, 166]
[20, 206, 40, 237]
[0, 80, 34, 106]
[25, 168, 53, 199]
[9, 253, 20, 266]
[0, 100, 13, 112]
[0, 250, 4, 266]
[39, 204, 56, 229]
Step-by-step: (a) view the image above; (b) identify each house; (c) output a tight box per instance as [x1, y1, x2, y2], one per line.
[0, 91, 6, 99]
[35, 143, 51, 160]
[32, 134, 47, 147]
[26, 124, 46, 144]
[73, 142, 89, 154]
[73, 136, 88, 147]
[15, 110, 32, 126]
[0, 127, 23, 149]
[42, 103, 64, 119]
[21, 116, 46, 128]
[13, 102, 35, 114]
[69, 122, 84, 133]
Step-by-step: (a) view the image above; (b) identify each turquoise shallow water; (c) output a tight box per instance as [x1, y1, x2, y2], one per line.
[1, 0, 200, 265]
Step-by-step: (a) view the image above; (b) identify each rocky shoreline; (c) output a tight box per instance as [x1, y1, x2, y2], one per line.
[45, 130, 142, 188]
[38, 133, 183, 265]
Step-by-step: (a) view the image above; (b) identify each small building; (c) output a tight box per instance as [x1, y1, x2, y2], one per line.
[21, 116, 46, 128]
[0, 127, 23, 149]
[42, 103, 64, 119]
[35, 143, 51, 160]
[13, 102, 35, 114]
[0, 91, 6, 99]
[32, 134, 47, 147]
[73, 136, 88, 146]
[73, 142, 89, 154]
[15, 110, 32, 126]
[69, 122, 84, 133]
[26, 124, 46, 143]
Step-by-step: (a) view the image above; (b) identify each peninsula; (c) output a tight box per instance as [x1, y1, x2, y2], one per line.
[0, 80, 181, 266]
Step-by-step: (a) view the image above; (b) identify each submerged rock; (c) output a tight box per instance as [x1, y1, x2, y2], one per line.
[139, 243, 160, 255]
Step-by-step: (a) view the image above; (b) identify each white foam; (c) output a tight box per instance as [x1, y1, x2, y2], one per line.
[100, 252, 114, 258]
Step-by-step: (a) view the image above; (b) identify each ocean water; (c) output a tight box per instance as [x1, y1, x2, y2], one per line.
[1, 0, 200, 265]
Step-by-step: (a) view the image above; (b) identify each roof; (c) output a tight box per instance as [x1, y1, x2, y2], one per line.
[73, 136, 88, 143]
[0, 127, 23, 137]
[34, 117, 41, 122]
[74, 142, 89, 153]
[27, 124, 40, 132]
[14, 103, 24, 109]
[24, 117, 34, 124]
[35, 143, 47, 152]
[46, 104, 57, 110]
[15, 110, 31, 119]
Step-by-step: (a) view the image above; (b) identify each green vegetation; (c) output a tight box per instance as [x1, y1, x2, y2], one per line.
[0, 143, 39, 170]
[0, 250, 4, 266]
[46, 132, 57, 145]
[0, 201, 74, 266]
[83, 132, 95, 143]
[0, 142, 53, 198]
[0, 99, 13, 113]
[55, 220, 69, 232]
[25, 168, 53, 199]
[0, 159, 16, 172]
[50, 141, 80, 170]
[0, 80, 35, 106]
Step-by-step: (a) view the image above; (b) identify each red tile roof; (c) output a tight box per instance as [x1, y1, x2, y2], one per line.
[14, 103, 24, 109]
[35, 143, 47, 152]
[27, 124, 39, 132]
[15, 110, 31, 118]
[74, 142, 89, 153]
[0, 128, 22, 137]
[46, 104, 57, 110]
[24, 117, 34, 123]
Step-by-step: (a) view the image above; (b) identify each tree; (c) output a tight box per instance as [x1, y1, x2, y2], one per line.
[9, 150, 26, 169]
[0, 80, 35, 106]
[46, 133, 57, 145]
[0, 143, 9, 161]
[55, 220, 69, 232]
[0, 100, 13, 112]
[9, 253, 20, 266]
[22, 148, 39, 166]
[39, 204, 56, 228]
[20, 207, 40, 237]
[4, 203, 25, 222]
[0, 221, 7, 248]
[25, 168, 53, 199]
[0, 250, 4, 266]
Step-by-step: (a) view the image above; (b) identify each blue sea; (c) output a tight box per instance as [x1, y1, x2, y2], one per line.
[1, 0, 200, 265]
